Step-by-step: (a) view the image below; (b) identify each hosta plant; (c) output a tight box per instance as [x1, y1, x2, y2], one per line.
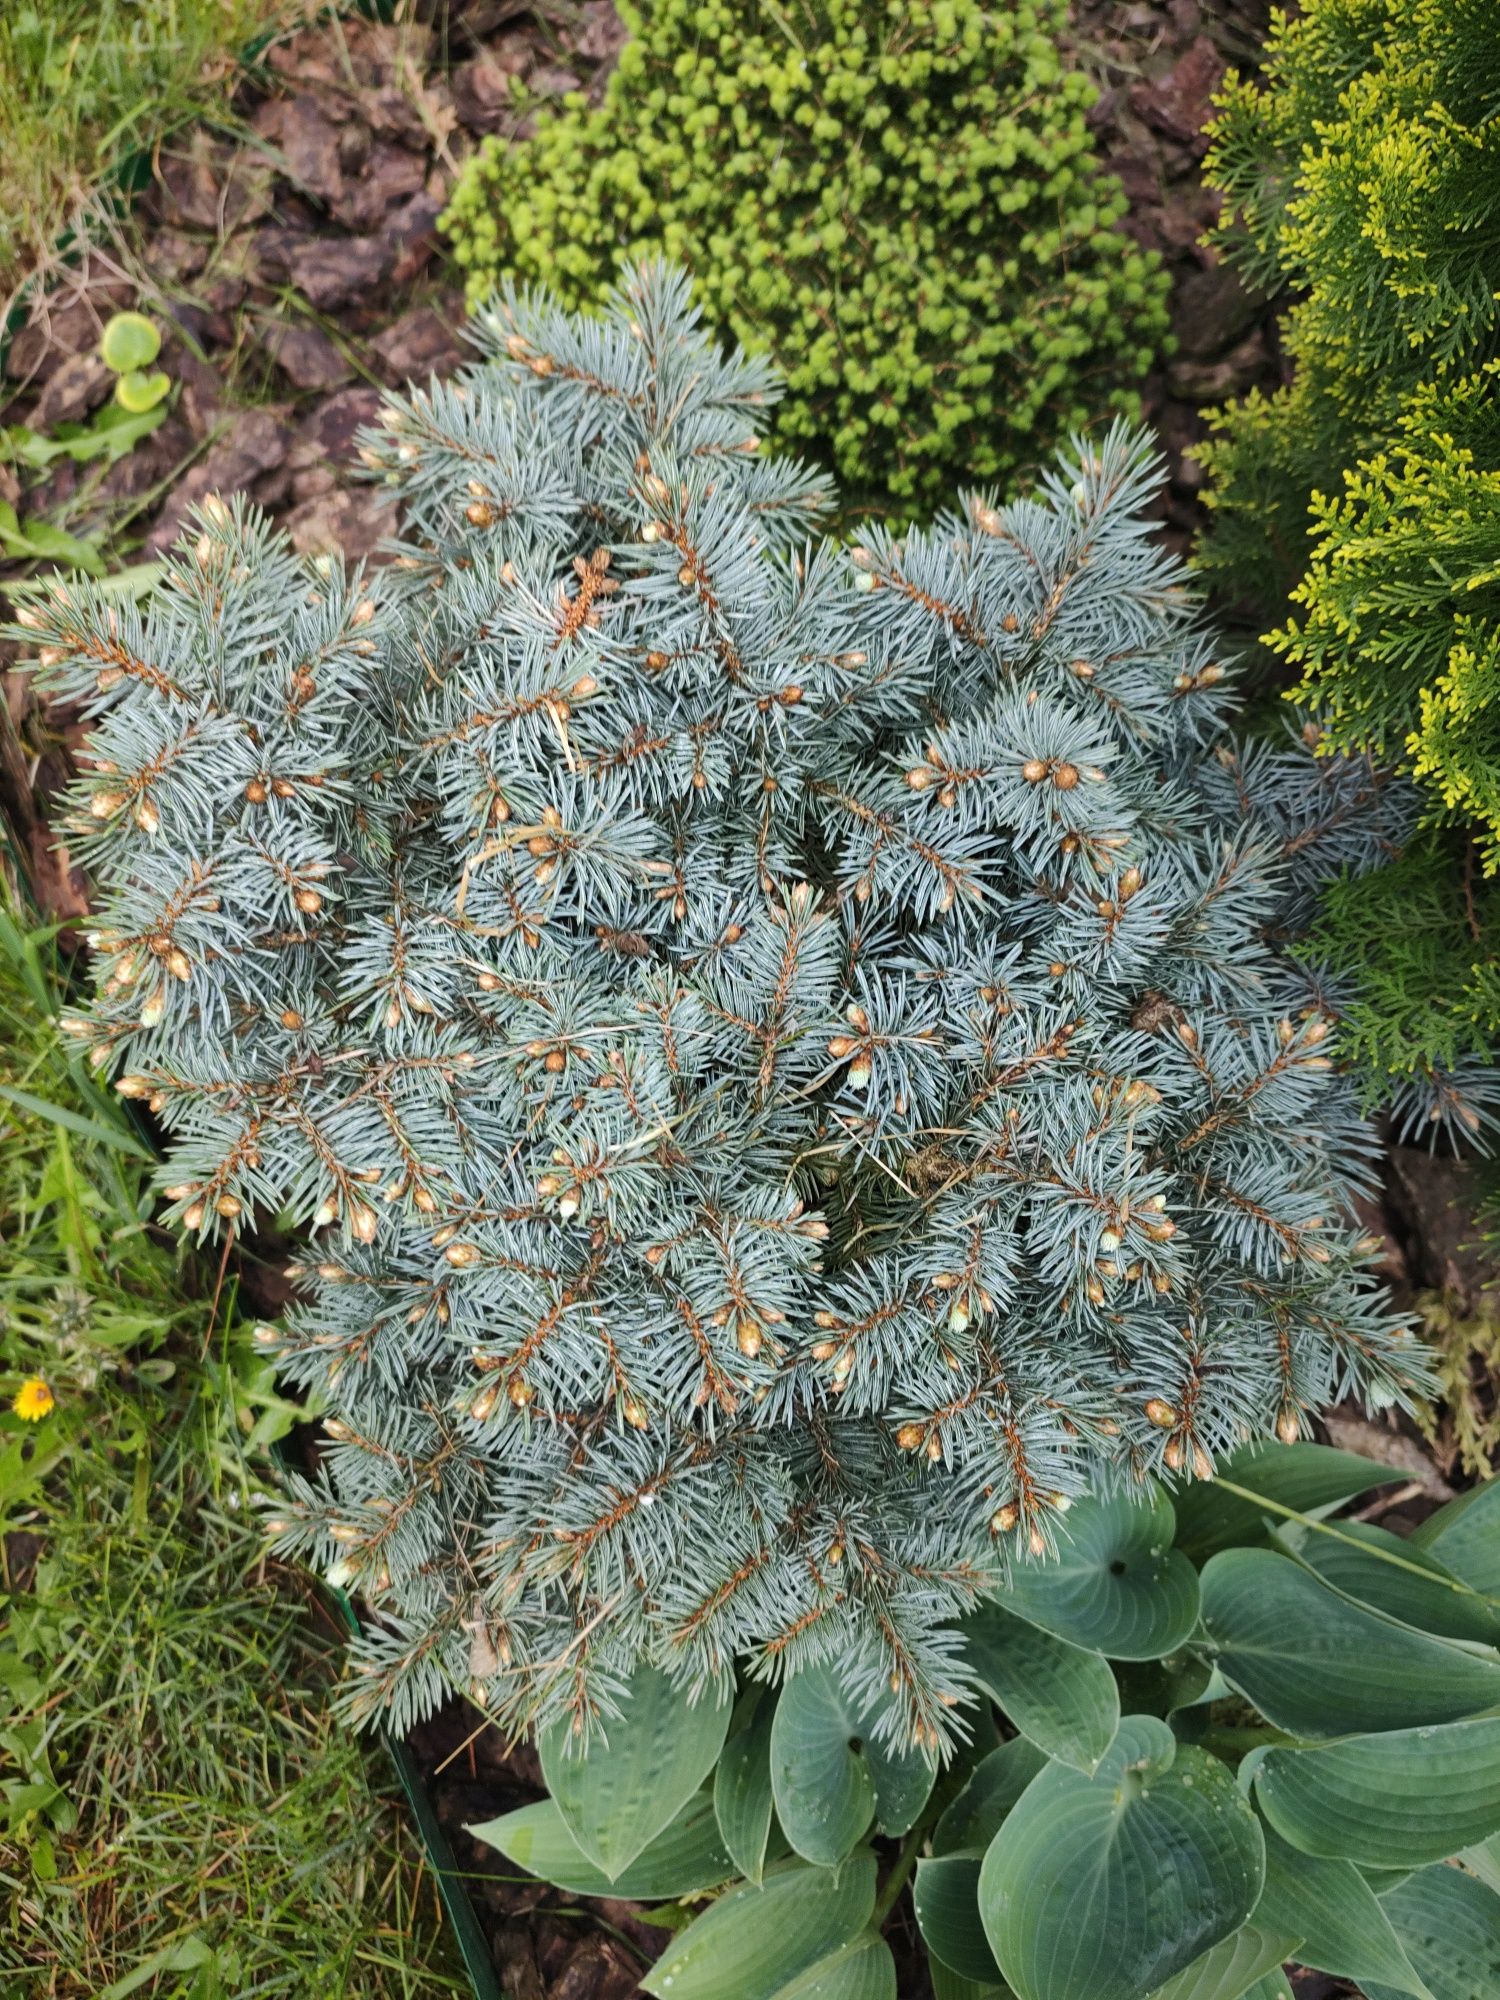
[443, 0, 1169, 516]
[19, 267, 1423, 1757]
[477, 1450, 1500, 2000]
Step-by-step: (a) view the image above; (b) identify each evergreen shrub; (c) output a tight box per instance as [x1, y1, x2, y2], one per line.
[20, 267, 1423, 1753]
[1197, 0, 1500, 1102]
[442, 0, 1170, 516]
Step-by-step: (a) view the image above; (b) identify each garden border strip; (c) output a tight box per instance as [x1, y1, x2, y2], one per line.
[0, 841, 505, 2000]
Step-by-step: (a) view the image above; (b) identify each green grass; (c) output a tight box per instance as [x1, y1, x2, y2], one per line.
[0, 0, 302, 299]
[0, 903, 464, 1997]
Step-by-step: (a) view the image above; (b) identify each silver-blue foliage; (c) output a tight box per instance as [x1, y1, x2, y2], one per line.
[24, 265, 1425, 1749]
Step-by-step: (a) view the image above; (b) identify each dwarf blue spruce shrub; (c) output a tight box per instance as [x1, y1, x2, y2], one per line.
[26, 267, 1421, 1750]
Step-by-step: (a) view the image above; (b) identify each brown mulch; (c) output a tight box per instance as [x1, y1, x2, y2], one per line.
[0, 4, 1490, 1996]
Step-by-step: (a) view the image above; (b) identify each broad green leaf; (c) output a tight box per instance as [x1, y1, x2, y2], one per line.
[1414, 1481, 1500, 1600]
[998, 1486, 1199, 1660]
[1200, 1548, 1500, 1736]
[115, 368, 171, 413]
[468, 1790, 732, 1898]
[963, 1602, 1119, 1773]
[539, 1664, 731, 1880]
[1365, 1864, 1500, 2000]
[770, 1663, 935, 1866]
[917, 1851, 1001, 1982]
[931, 1962, 1012, 2000]
[1289, 1519, 1500, 1645]
[1113, 1649, 1213, 1719]
[980, 1715, 1265, 2000]
[776, 1932, 896, 2000]
[715, 1688, 777, 1882]
[933, 1738, 1048, 1856]
[1254, 1824, 1430, 1998]
[1172, 1443, 1392, 1563]
[640, 1852, 875, 2000]
[100, 310, 162, 373]
[1457, 1827, 1500, 1893]
[1254, 1717, 1500, 1867]
[1145, 1924, 1297, 2000]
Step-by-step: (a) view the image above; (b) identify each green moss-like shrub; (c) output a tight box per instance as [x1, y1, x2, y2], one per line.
[442, 0, 1169, 516]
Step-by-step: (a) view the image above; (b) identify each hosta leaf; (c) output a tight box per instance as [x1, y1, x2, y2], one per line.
[1172, 1443, 1391, 1563]
[770, 1663, 935, 1867]
[916, 1854, 1001, 1983]
[998, 1486, 1199, 1660]
[1413, 1480, 1500, 1600]
[1144, 1924, 1297, 2000]
[1113, 1650, 1213, 1720]
[640, 1852, 875, 2000]
[1199, 1548, 1500, 1735]
[775, 1932, 896, 2000]
[715, 1688, 777, 1882]
[1365, 1864, 1500, 2000]
[1254, 1824, 1430, 1998]
[962, 1602, 1119, 1773]
[539, 1664, 732, 1880]
[979, 1715, 1265, 2000]
[1253, 1717, 1500, 1867]
[930, 1964, 1012, 2000]
[1457, 1827, 1500, 1893]
[1289, 1519, 1500, 1645]
[922, 1739, 1048, 1988]
[933, 1738, 1048, 1856]
[468, 1789, 732, 1899]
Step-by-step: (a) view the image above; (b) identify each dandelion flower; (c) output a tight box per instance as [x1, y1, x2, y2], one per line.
[12, 1377, 55, 1422]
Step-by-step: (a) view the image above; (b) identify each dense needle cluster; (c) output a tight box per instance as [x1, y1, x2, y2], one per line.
[23, 268, 1421, 1749]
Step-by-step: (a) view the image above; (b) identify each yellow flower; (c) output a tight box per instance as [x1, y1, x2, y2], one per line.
[12, 1377, 55, 1422]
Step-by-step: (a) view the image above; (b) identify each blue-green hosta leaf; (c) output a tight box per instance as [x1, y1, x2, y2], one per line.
[1172, 1443, 1392, 1563]
[1144, 1924, 1297, 2000]
[1199, 1548, 1500, 1736]
[979, 1716, 1265, 2000]
[920, 1738, 1048, 1990]
[640, 1852, 877, 2000]
[539, 1664, 732, 1880]
[998, 1486, 1200, 1660]
[773, 1932, 896, 2000]
[1112, 1649, 1214, 1720]
[468, 1790, 732, 1898]
[933, 1738, 1048, 1857]
[1413, 1480, 1500, 1601]
[770, 1663, 935, 1867]
[930, 1962, 1012, 2000]
[1254, 1824, 1431, 1998]
[962, 1602, 1119, 1774]
[915, 1854, 1001, 1984]
[1458, 1828, 1500, 1893]
[1364, 1864, 1500, 2000]
[715, 1688, 777, 1883]
[1288, 1519, 1500, 1645]
[1253, 1717, 1500, 1867]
